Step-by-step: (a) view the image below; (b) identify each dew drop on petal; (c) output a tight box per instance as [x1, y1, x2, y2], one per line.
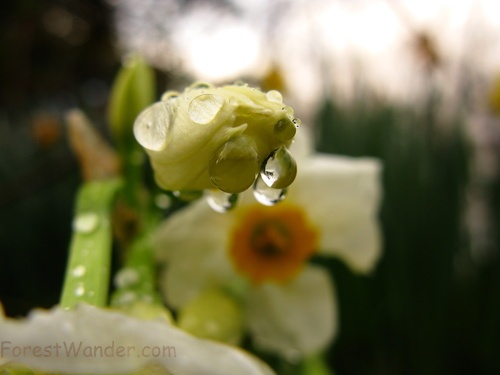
[189, 82, 213, 90]
[161, 90, 180, 101]
[260, 147, 297, 189]
[253, 176, 287, 206]
[274, 118, 297, 142]
[133, 101, 171, 151]
[266, 90, 283, 103]
[73, 212, 99, 234]
[209, 136, 259, 194]
[207, 190, 239, 213]
[188, 94, 225, 124]
[71, 265, 86, 277]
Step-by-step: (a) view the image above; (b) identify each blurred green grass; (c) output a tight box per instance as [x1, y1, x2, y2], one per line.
[314, 98, 499, 374]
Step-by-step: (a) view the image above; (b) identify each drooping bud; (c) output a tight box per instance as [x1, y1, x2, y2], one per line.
[134, 82, 300, 197]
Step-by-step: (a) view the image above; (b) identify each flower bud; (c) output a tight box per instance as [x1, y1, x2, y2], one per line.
[177, 288, 244, 345]
[134, 82, 299, 194]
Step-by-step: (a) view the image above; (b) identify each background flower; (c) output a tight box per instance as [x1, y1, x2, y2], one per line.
[155, 135, 382, 358]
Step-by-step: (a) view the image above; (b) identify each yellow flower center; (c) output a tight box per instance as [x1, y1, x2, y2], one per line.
[229, 204, 318, 284]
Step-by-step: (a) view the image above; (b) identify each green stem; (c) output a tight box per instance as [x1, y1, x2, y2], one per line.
[110, 215, 163, 308]
[60, 178, 123, 309]
[300, 354, 334, 375]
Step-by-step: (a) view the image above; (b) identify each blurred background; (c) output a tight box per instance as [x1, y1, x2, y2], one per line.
[1, 0, 500, 374]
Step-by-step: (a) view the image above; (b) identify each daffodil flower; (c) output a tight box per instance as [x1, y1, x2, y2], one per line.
[0, 303, 275, 375]
[154, 132, 382, 358]
[133, 82, 299, 197]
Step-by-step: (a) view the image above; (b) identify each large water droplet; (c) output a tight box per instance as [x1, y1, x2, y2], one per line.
[260, 147, 297, 189]
[188, 94, 225, 124]
[266, 90, 283, 103]
[209, 136, 259, 194]
[253, 176, 287, 206]
[207, 190, 238, 213]
[71, 265, 86, 277]
[73, 212, 99, 234]
[133, 101, 171, 151]
[274, 118, 296, 142]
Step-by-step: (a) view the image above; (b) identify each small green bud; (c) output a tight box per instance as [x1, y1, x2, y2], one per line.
[108, 55, 156, 147]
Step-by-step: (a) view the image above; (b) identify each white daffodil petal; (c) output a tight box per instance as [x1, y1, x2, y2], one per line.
[0, 304, 275, 375]
[155, 199, 237, 307]
[246, 266, 337, 358]
[289, 155, 382, 273]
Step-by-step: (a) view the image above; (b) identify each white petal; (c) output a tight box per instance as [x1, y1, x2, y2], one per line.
[155, 199, 237, 307]
[0, 304, 275, 375]
[288, 126, 314, 159]
[246, 266, 337, 358]
[289, 155, 382, 273]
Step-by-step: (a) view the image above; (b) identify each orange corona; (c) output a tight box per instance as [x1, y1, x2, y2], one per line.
[229, 204, 318, 284]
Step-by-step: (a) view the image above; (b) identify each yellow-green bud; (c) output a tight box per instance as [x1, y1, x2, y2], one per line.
[134, 82, 299, 194]
[117, 300, 173, 324]
[177, 288, 244, 345]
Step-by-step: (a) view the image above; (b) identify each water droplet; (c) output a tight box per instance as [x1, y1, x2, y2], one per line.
[74, 284, 85, 297]
[274, 118, 296, 142]
[291, 117, 301, 127]
[207, 190, 239, 213]
[71, 265, 86, 277]
[189, 82, 213, 90]
[117, 291, 137, 305]
[253, 176, 287, 206]
[155, 193, 172, 209]
[133, 101, 171, 151]
[161, 90, 180, 101]
[114, 268, 140, 288]
[188, 94, 225, 124]
[209, 136, 259, 194]
[260, 147, 297, 189]
[266, 90, 283, 103]
[73, 212, 99, 234]
[173, 190, 203, 202]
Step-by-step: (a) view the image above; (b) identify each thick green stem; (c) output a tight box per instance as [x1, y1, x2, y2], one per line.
[110, 217, 162, 308]
[60, 178, 123, 309]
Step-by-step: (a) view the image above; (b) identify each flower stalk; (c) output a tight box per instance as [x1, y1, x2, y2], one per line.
[59, 178, 123, 309]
